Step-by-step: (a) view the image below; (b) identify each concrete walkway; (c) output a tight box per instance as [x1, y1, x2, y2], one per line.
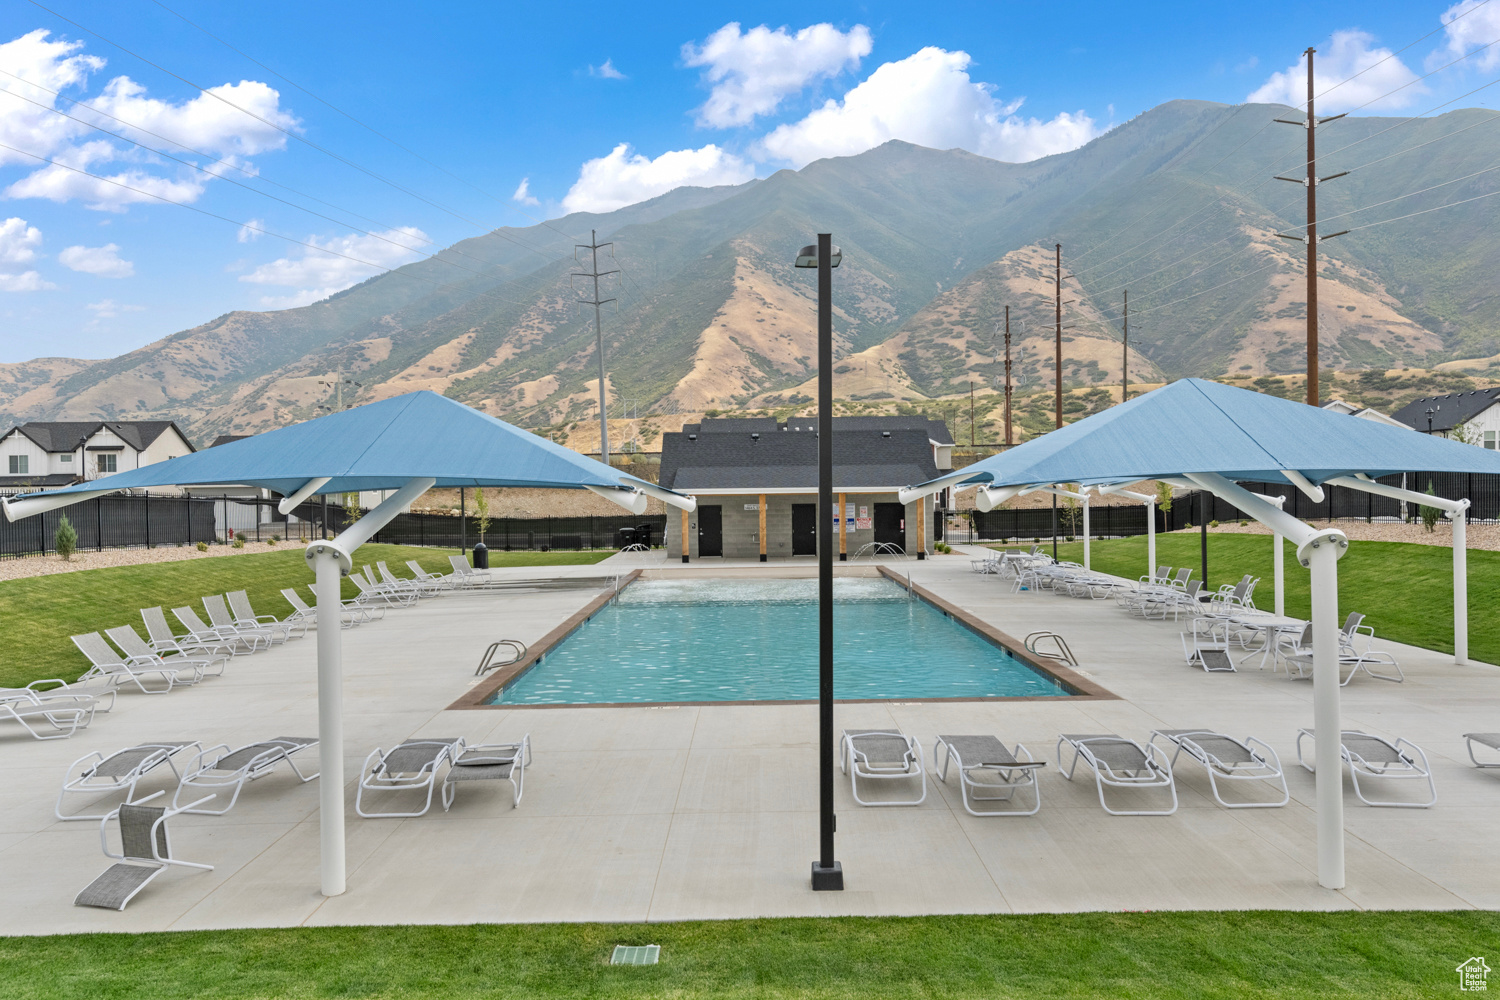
[2, 548, 1497, 934]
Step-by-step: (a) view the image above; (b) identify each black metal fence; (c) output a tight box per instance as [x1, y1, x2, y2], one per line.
[0, 494, 219, 558]
[969, 472, 1500, 542]
[292, 502, 667, 551]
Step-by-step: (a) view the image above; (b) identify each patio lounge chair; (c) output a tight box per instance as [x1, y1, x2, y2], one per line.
[141, 606, 237, 660]
[57, 741, 201, 820]
[1296, 729, 1436, 808]
[839, 729, 926, 806]
[1179, 629, 1235, 672]
[204, 594, 283, 646]
[294, 586, 387, 625]
[0, 687, 96, 740]
[378, 561, 438, 598]
[71, 632, 194, 694]
[932, 734, 1045, 815]
[1149, 729, 1288, 808]
[1281, 615, 1403, 685]
[173, 737, 319, 814]
[3, 676, 116, 712]
[442, 736, 531, 809]
[448, 554, 492, 588]
[1463, 733, 1500, 768]
[351, 573, 416, 608]
[1057, 733, 1178, 815]
[227, 590, 308, 640]
[356, 738, 464, 817]
[406, 559, 456, 591]
[74, 791, 214, 910]
[106, 625, 226, 680]
[172, 605, 266, 655]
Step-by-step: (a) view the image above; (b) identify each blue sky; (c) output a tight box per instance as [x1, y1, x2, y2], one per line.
[0, 0, 1496, 362]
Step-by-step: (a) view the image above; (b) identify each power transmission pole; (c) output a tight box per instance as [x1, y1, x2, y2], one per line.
[968, 381, 975, 447]
[572, 230, 619, 462]
[1003, 306, 1013, 447]
[1054, 244, 1063, 429]
[1121, 290, 1129, 403]
[1274, 47, 1348, 407]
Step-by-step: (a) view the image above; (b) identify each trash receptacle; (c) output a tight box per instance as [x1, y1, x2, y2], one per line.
[617, 526, 637, 549]
[634, 523, 653, 548]
[471, 541, 489, 569]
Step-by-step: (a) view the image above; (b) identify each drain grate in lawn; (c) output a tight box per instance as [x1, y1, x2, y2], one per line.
[610, 945, 659, 966]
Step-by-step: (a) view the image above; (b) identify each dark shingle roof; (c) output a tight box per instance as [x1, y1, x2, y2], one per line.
[0, 473, 82, 489]
[1390, 388, 1500, 432]
[660, 428, 939, 491]
[210, 434, 249, 448]
[681, 415, 953, 444]
[3, 420, 193, 453]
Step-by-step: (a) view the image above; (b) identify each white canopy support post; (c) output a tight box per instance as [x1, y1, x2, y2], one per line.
[301, 476, 434, 898]
[586, 484, 648, 516]
[1268, 494, 1287, 618]
[1082, 494, 1091, 570]
[277, 477, 331, 516]
[1326, 476, 1470, 665]
[1281, 470, 1325, 504]
[1188, 472, 1348, 890]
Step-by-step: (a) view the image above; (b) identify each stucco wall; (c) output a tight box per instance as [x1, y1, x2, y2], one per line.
[665, 492, 933, 559]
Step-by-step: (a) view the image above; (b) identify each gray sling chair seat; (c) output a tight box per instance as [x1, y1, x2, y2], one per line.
[141, 605, 238, 660]
[932, 735, 1046, 815]
[357, 738, 465, 817]
[1463, 733, 1500, 768]
[839, 729, 927, 806]
[203, 594, 284, 646]
[57, 741, 202, 820]
[1057, 733, 1178, 815]
[106, 625, 227, 681]
[1281, 613, 1403, 686]
[297, 585, 388, 625]
[448, 554, 495, 589]
[74, 790, 215, 910]
[1149, 729, 1289, 808]
[1179, 628, 1236, 672]
[71, 632, 196, 694]
[377, 561, 439, 598]
[172, 605, 266, 655]
[406, 560, 457, 592]
[442, 736, 531, 809]
[360, 564, 419, 603]
[173, 737, 319, 815]
[227, 589, 308, 641]
[1296, 728, 1436, 808]
[0, 687, 97, 740]
[350, 573, 416, 608]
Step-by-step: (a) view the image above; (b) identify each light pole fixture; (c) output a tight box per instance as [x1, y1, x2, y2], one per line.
[794, 235, 843, 892]
[1426, 407, 1436, 435]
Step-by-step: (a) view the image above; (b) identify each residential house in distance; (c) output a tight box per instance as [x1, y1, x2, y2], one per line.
[1391, 388, 1500, 447]
[0, 420, 195, 491]
[1320, 398, 1411, 429]
[658, 416, 952, 561]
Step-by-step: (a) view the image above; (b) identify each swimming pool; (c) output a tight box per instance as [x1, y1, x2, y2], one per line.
[488, 577, 1075, 705]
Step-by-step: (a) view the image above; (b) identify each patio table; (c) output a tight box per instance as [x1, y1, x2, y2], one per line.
[1229, 614, 1307, 670]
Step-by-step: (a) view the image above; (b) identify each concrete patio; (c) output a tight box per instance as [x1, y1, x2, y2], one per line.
[3, 545, 1498, 935]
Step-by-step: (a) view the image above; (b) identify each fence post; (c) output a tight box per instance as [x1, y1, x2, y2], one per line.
[144, 493, 150, 549]
[96, 497, 103, 552]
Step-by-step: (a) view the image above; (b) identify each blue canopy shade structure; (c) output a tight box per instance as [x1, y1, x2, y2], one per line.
[903, 378, 1500, 894]
[1, 391, 693, 899]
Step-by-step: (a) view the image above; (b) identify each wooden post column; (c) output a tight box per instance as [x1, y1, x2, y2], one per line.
[681, 507, 690, 563]
[758, 493, 767, 562]
[838, 492, 847, 561]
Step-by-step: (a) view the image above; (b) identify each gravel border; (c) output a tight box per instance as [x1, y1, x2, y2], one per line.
[0, 540, 311, 582]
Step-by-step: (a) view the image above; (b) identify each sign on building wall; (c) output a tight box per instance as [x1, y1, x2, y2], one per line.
[856, 504, 871, 530]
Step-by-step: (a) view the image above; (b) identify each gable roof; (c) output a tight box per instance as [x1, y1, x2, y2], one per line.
[681, 415, 954, 445]
[660, 426, 939, 491]
[1390, 387, 1500, 432]
[3, 420, 194, 454]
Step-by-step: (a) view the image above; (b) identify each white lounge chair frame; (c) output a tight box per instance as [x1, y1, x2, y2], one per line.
[932, 734, 1044, 815]
[1463, 732, 1500, 768]
[227, 589, 308, 640]
[57, 741, 202, 820]
[0, 688, 96, 740]
[142, 606, 238, 660]
[172, 605, 265, 654]
[106, 625, 226, 680]
[203, 594, 282, 646]
[1149, 729, 1288, 808]
[1057, 733, 1178, 815]
[174, 737, 320, 814]
[839, 729, 926, 806]
[442, 736, 531, 809]
[74, 790, 215, 910]
[406, 559, 456, 591]
[356, 738, 463, 817]
[71, 632, 192, 694]
[1296, 728, 1436, 808]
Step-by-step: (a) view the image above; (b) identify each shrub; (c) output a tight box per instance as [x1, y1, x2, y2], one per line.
[232, 537, 245, 549]
[266, 537, 277, 546]
[54, 515, 77, 561]
[234, 531, 248, 542]
[1210, 519, 1220, 528]
[1239, 520, 1248, 527]
[270, 534, 281, 543]
[1420, 482, 1441, 533]
[1184, 522, 1194, 530]
[196, 541, 209, 552]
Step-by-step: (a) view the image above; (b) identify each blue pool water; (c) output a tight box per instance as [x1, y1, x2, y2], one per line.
[489, 578, 1073, 705]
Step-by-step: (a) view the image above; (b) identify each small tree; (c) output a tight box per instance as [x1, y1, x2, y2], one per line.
[473, 486, 491, 545]
[54, 514, 77, 561]
[1155, 480, 1174, 512]
[1419, 481, 1442, 533]
[343, 492, 362, 526]
[1059, 485, 1082, 537]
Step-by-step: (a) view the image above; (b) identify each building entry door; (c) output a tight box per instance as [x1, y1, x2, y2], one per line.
[791, 503, 817, 555]
[697, 505, 723, 557]
[873, 503, 905, 552]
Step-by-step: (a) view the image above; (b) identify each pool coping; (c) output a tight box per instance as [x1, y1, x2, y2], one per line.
[447, 566, 1118, 710]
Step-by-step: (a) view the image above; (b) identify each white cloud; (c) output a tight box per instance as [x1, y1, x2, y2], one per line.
[512, 177, 539, 206]
[589, 59, 627, 80]
[1435, 0, 1500, 71]
[0, 269, 53, 291]
[683, 22, 872, 127]
[0, 29, 298, 211]
[239, 226, 428, 309]
[59, 242, 133, 277]
[85, 298, 142, 318]
[237, 219, 264, 243]
[0, 216, 42, 265]
[1248, 30, 1424, 112]
[756, 47, 1101, 167]
[561, 143, 755, 214]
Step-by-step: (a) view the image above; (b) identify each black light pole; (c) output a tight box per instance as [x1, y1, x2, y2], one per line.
[1200, 491, 1210, 588]
[1426, 407, 1435, 435]
[797, 234, 843, 892]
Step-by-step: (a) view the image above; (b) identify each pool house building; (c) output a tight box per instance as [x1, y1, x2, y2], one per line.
[659, 415, 953, 560]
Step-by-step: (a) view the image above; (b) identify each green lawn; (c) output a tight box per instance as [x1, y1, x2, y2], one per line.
[0, 545, 611, 690]
[0, 912, 1493, 998]
[1037, 532, 1494, 664]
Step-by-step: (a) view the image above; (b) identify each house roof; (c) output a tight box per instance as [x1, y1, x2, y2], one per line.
[1390, 387, 1500, 432]
[3, 420, 193, 453]
[209, 434, 249, 448]
[660, 426, 940, 491]
[1320, 398, 1411, 429]
[0, 473, 81, 490]
[680, 415, 954, 445]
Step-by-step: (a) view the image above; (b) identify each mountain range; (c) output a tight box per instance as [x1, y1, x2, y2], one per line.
[4, 97, 1500, 442]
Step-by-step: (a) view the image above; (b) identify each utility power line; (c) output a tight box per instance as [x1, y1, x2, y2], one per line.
[571, 231, 618, 465]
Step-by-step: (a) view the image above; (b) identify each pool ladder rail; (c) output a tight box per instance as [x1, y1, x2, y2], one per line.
[475, 640, 529, 676]
[1024, 631, 1078, 667]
